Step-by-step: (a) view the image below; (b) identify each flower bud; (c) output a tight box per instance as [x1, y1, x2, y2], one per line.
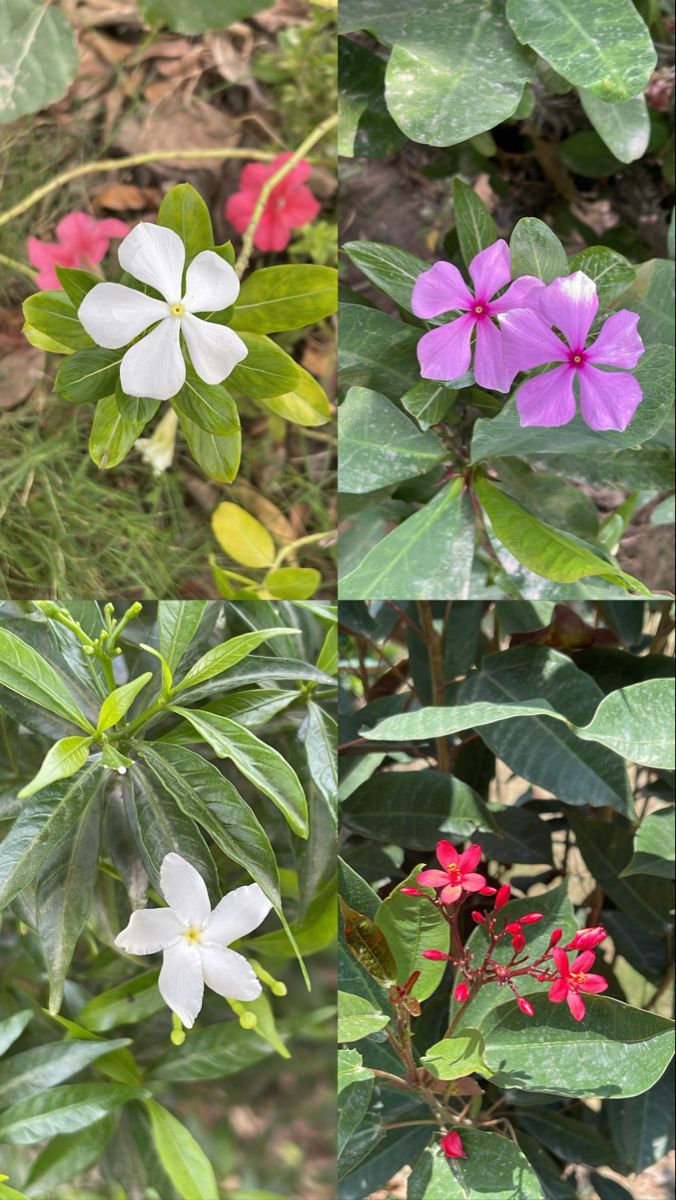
[511, 933, 526, 953]
[565, 925, 607, 951]
[516, 997, 535, 1017]
[440, 1130, 467, 1159]
[537, 973, 549, 981]
[470, 911, 485, 924]
[422, 949, 450, 960]
[454, 982, 470, 1003]
[401, 887, 424, 896]
[479, 886, 497, 896]
[494, 884, 511, 911]
[548, 928, 563, 948]
[505, 921, 522, 934]
[520, 913, 544, 924]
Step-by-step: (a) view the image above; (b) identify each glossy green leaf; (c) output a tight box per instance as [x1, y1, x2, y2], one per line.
[570, 815, 673, 934]
[401, 381, 457, 429]
[0, 1014, 33, 1059]
[25, 1114, 117, 1192]
[338, 37, 406, 158]
[338, 303, 420, 397]
[340, 480, 475, 599]
[453, 179, 498, 267]
[0, 0, 77, 122]
[0, 1037, 130, 1110]
[568, 245, 636, 305]
[337, 1048, 374, 1158]
[343, 771, 498, 848]
[22, 291, 93, 352]
[516, 1111, 619, 1171]
[174, 628, 296, 692]
[157, 600, 206, 673]
[157, 182, 213, 262]
[423, 1029, 489, 1082]
[616, 259, 675, 347]
[97, 671, 153, 732]
[0, 628, 93, 731]
[123, 762, 218, 894]
[505, 0, 656, 102]
[623, 807, 675, 880]
[151, 1021, 273, 1081]
[338, 992, 390, 1042]
[579, 90, 650, 164]
[54, 348, 123, 404]
[263, 567, 321, 600]
[54, 266, 100, 308]
[375, 866, 451, 999]
[89, 394, 152, 470]
[17, 735, 91, 801]
[610, 1060, 675, 1173]
[339, 896, 397, 988]
[172, 370, 240, 436]
[408, 1135, 544, 1200]
[137, 0, 267, 34]
[258, 365, 331, 426]
[229, 333, 300, 399]
[575, 678, 675, 768]
[231, 265, 337, 333]
[0, 1084, 145, 1144]
[339, 387, 446, 493]
[301, 701, 337, 823]
[175, 405, 241, 483]
[77, 971, 164, 1033]
[482, 993, 675, 1097]
[341, 241, 428, 311]
[145, 1099, 218, 1200]
[509, 217, 568, 283]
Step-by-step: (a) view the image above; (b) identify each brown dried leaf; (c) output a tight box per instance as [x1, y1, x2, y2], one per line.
[91, 183, 160, 213]
[0, 347, 46, 410]
[114, 99, 240, 173]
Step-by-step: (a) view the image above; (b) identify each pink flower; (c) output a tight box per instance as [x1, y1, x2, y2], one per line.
[28, 212, 129, 290]
[440, 1130, 466, 1159]
[225, 153, 320, 253]
[417, 841, 486, 905]
[498, 271, 644, 430]
[548, 948, 608, 1021]
[455, 981, 470, 1003]
[565, 926, 607, 952]
[411, 240, 543, 391]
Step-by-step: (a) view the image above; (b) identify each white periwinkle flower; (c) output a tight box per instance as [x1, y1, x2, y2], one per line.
[115, 851, 271, 1028]
[78, 222, 248, 402]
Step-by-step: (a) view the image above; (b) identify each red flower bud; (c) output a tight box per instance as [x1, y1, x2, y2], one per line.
[548, 928, 563, 947]
[517, 997, 535, 1017]
[401, 887, 424, 896]
[454, 982, 470, 1003]
[537, 973, 549, 981]
[511, 933, 526, 953]
[479, 886, 497, 896]
[520, 913, 544, 924]
[565, 926, 607, 951]
[494, 884, 511, 911]
[440, 1130, 466, 1159]
[470, 911, 485, 924]
[505, 921, 522, 934]
[422, 949, 451, 960]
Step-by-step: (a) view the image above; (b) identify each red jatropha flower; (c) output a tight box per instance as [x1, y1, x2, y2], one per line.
[548, 948, 608, 1021]
[225, 153, 320, 252]
[28, 212, 129, 290]
[440, 1130, 466, 1159]
[417, 842, 486, 905]
[455, 981, 470, 1003]
[565, 926, 607, 952]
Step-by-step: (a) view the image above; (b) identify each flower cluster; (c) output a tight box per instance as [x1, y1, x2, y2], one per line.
[412, 242, 644, 432]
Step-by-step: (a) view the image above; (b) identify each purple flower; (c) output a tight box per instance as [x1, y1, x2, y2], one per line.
[411, 240, 543, 392]
[498, 272, 644, 431]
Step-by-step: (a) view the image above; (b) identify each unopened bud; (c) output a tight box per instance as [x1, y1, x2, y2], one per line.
[455, 982, 470, 1003]
[505, 921, 522, 934]
[440, 1130, 466, 1159]
[511, 933, 526, 953]
[228, 998, 258, 1029]
[516, 997, 535, 1017]
[494, 885, 511, 911]
[250, 959, 287, 995]
[479, 886, 497, 896]
[537, 973, 549, 981]
[422, 949, 450, 960]
[548, 928, 563, 948]
[470, 911, 485, 924]
[401, 887, 424, 896]
[520, 913, 544, 924]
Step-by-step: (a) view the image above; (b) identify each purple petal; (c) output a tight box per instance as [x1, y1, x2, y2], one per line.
[539, 271, 598, 352]
[578, 365, 642, 431]
[498, 308, 567, 387]
[417, 313, 474, 381]
[516, 363, 576, 427]
[585, 309, 644, 369]
[412, 262, 473, 318]
[490, 274, 545, 314]
[469, 239, 510, 302]
[474, 318, 510, 392]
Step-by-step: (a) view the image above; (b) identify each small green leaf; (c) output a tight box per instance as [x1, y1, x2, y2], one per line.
[375, 866, 450, 1000]
[22, 291, 93, 352]
[339, 387, 446, 493]
[97, 671, 153, 732]
[258, 365, 331, 426]
[264, 567, 321, 600]
[423, 1029, 489, 1081]
[229, 333, 301, 399]
[55, 348, 123, 405]
[172, 369, 240, 435]
[157, 182, 214, 262]
[231, 264, 337, 333]
[339, 896, 397, 988]
[338, 992, 389, 1042]
[54, 267, 99, 308]
[18, 735, 91, 800]
[175, 406, 241, 483]
[453, 178, 498, 267]
[509, 217, 568, 283]
[144, 1099, 218, 1200]
[89, 394, 152, 470]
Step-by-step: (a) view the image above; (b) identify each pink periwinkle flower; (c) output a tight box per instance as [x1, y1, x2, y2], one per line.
[548, 947, 608, 1021]
[498, 271, 644, 431]
[225, 153, 320, 253]
[28, 212, 129, 291]
[565, 926, 607, 952]
[412, 240, 543, 392]
[440, 1130, 467, 1159]
[417, 841, 486, 905]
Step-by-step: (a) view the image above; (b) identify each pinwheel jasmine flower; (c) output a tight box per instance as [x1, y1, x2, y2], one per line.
[548, 947, 608, 1021]
[498, 271, 644, 430]
[417, 840, 486, 904]
[78, 222, 248, 401]
[411, 240, 543, 392]
[115, 852, 271, 1028]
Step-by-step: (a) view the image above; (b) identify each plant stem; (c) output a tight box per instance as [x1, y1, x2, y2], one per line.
[272, 530, 332, 570]
[0, 252, 38, 281]
[417, 601, 450, 773]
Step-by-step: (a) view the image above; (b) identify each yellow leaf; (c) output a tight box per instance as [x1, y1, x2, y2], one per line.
[259, 366, 332, 427]
[211, 502, 276, 568]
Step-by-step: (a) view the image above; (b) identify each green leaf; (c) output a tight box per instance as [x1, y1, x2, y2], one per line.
[341, 241, 428, 312]
[54, 348, 122, 404]
[338, 992, 390, 1042]
[36, 796, 102, 1014]
[174, 628, 297, 692]
[264, 567, 321, 600]
[509, 217, 568, 283]
[339, 387, 446, 493]
[54, 266, 99, 308]
[22, 321, 73, 355]
[505, 0, 656, 102]
[579, 90, 650, 164]
[475, 476, 650, 594]
[338, 1048, 374, 1158]
[138, 0, 267, 35]
[169, 707, 309, 838]
[568, 246, 636, 305]
[175, 406, 241, 483]
[575, 678, 675, 769]
[0, 765, 102, 909]
[339, 896, 397, 988]
[0, 1014, 33, 1059]
[157, 182, 214, 262]
[18, 735, 91, 800]
[342, 770, 498, 848]
[610, 1060, 675, 1173]
[408, 1135, 544, 1200]
[172, 369, 240, 436]
[339, 40, 406, 160]
[157, 600, 207, 673]
[569, 814, 673, 934]
[144, 1099, 218, 1200]
[123, 763, 218, 894]
[375, 867, 450, 1000]
[401, 381, 457, 429]
[482, 993, 675, 1098]
[561, 130, 624, 177]
[0, 1037, 130, 1109]
[25, 1114, 117, 1192]
[338, 303, 420, 398]
[623, 807, 675, 879]
[617, 259, 675, 347]
[258, 365, 331, 426]
[340, 479, 475, 599]
[0, 0, 77, 123]
[0, 627, 93, 731]
[453, 179, 498, 267]
[89, 393, 152, 470]
[422, 1029, 489, 1082]
[231, 265, 337, 333]
[22, 291, 93, 352]
[229, 333, 300, 399]
[77, 971, 164, 1032]
[151, 1021, 273, 1081]
[0, 1084, 145, 1144]
[515, 1111, 619, 1170]
[97, 671, 153, 732]
[300, 700, 337, 823]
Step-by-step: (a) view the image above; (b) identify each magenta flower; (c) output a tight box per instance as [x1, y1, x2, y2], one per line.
[548, 947, 608, 1021]
[565, 925, 607, 952]
[225, 153, 320, 252]
[417, 841, 486, 905]
[440, 1130, 466, 1159]
[411, 240, 543, 392]
[498, 271, 644, 430]
[28, 212, 129, 290]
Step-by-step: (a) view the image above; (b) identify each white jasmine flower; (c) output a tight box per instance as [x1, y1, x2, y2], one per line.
[78, 223, 248, 402]
[115, 851, 271, 1028]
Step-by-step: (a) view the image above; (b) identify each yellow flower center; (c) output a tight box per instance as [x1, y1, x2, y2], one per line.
[183, 926, 203, 944]
[447, 863, 462, 883]
[170, 302, 185, 318]
[570, 970, 586, 986]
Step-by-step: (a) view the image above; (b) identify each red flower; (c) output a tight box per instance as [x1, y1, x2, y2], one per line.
[422, 949, 451, 960]
[548, 948, 608, 1021]
[401, 887, 425, 896]
[440, 1130, 466, 1159]
[454, 982, 470, 1003]
[28, 211, 129, 290]
[225, 153, 320, 252]
[494, 884, 511, 911]
[548, 928, 563, 948]
[417, 841, 486, 905]
[565, 926, 607, 952]
[516, 996, 534, 1017]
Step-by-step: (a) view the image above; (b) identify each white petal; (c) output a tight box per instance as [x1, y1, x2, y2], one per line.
[78, 283, 167, 349]
[181, 313, 248, 385]
[200, 944, 262, 1001]
[159, 941, 204, 1028]
[204, 883, 272, 946]
[118, 221, 185, 303]
[160, 852, 212, 927]
[120, 318, 185, 401]
[114, 907, 185, 955]
[183, 251, 240, 314]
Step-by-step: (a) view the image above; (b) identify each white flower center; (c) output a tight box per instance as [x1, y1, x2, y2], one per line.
[169, 301, 185, 318]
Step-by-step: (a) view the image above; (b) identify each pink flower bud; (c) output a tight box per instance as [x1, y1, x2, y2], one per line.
[470, 911, 485, 924]
[565, 926, 607, 951]
[520, 913, 544, 924]
[422, 949, 450, 960]
[455, 982, 470, 1003]
[494, 884, 511, 911]
[548, 928, 563, 947]
[537, 973, 549, 981]
[440, 1130, 466, 1159]
[479, 886, 497, 896]
[517, 997, 535, 1017]
[505, 921, 522, 934]
[511, 933, 526, 953]
[401, 887, 424, 896]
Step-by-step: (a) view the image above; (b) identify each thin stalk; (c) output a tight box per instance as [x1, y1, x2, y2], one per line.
[0, 253, 38, 282]
[417, 601, 450, 773]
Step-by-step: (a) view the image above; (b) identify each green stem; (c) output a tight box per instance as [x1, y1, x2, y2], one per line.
[110, 696, 167, 741]
[0, 252, 38, 282]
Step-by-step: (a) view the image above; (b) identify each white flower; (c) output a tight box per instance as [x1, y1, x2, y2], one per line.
[78, 222, 248, 402]
[114, 851, 271, 1028]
